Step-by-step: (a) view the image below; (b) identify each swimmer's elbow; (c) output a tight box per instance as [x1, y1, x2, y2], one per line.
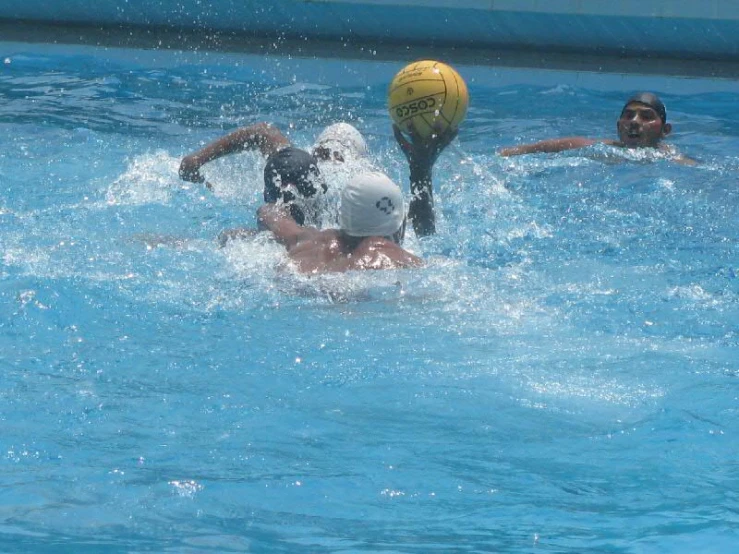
[243, 123, 291, 156]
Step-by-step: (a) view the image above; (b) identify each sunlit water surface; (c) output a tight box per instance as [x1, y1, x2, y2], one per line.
[1, 43, 738, 553]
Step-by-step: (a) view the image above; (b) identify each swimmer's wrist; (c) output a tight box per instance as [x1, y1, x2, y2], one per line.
[182, 154, 206, 175]
[409, 164, 432, 182]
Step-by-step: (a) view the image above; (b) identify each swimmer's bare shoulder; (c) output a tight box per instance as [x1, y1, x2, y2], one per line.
[258, 204, 422, 274]
[657, 144, 698, 166]
[284, 229, 343, 274]
[344, 238, 423, 271]
[287, 232, 422, 274]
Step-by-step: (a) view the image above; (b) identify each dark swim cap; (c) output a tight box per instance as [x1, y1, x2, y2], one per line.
[622, 92, 667, 124]
[263, 147, 327, 225]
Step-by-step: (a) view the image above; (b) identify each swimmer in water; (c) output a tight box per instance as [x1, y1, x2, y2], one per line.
[180, 121, 372, 242]
[217, 146, 327, 245]
[182, 115, 451, 242]
[499, 92, 696, 165]
[178, 121, 369, 188]
[257, 171, 421, 274]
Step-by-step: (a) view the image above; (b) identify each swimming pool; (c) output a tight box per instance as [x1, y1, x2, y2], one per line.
[1, 41, 738, 552]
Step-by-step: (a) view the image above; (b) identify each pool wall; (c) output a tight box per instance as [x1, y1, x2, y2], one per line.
[4, 0, 739, 61]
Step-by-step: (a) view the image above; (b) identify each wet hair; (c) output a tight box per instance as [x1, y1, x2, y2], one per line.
[621, 92, 667, 124]
[263, 147, 327, 225]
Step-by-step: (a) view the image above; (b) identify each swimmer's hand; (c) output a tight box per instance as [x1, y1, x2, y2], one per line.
[179, 154, 206, 184]
[393, 123, 458, 171]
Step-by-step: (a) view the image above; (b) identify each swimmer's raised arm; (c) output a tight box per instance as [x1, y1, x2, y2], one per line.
[498, 137, 606, 157]
[393, 123, 457, 237]
[179, 123, 291, 184]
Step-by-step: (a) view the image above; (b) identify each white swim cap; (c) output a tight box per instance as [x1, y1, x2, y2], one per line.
[314, 123, 368, 160]
[340, 171, 405, 237]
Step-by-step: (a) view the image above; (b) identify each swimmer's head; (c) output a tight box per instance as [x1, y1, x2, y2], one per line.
[340, 171, 405, 244]
[313, 123, 368, 163]
[264, 147, 327, 225]
[617, 92, 671, 147]
[622, 92, 667, 124]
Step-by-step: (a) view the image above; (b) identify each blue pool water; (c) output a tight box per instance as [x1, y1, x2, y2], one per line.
[1, 42, 738, 552]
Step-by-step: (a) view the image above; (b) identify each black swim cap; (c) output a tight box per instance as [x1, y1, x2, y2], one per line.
[622, 92, 667, 124]
[263, 147, 327, 225]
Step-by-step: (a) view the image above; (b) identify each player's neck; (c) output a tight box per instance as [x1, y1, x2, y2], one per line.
[339, 232, 366, 253]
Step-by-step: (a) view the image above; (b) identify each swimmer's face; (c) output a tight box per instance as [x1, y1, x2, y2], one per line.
[312, 145, 345, 163]
[617, 103, 671, 147]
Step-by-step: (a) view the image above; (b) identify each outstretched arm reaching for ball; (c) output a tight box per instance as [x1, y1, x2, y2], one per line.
[393, 123, 457, 237]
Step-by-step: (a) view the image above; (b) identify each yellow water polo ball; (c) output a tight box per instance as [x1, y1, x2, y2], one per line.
[388, 60, 469, 138]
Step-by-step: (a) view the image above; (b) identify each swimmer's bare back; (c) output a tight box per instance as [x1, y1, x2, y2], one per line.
[286, 231, 423, 274]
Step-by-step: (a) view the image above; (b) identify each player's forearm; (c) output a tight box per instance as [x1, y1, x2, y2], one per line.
[180, 136, 243, 178]
[500, 137, 596, 156]
[257, 204, 303, 247]
[194, 129, 255, 161]
[256, 205, 283, 233]
[408, 166, 435, 237]
[499, 144, 538, 156]
[188, 124, 289, 164]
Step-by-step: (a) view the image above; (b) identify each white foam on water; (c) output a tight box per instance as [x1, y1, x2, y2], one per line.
[106, 150, 182, 206]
